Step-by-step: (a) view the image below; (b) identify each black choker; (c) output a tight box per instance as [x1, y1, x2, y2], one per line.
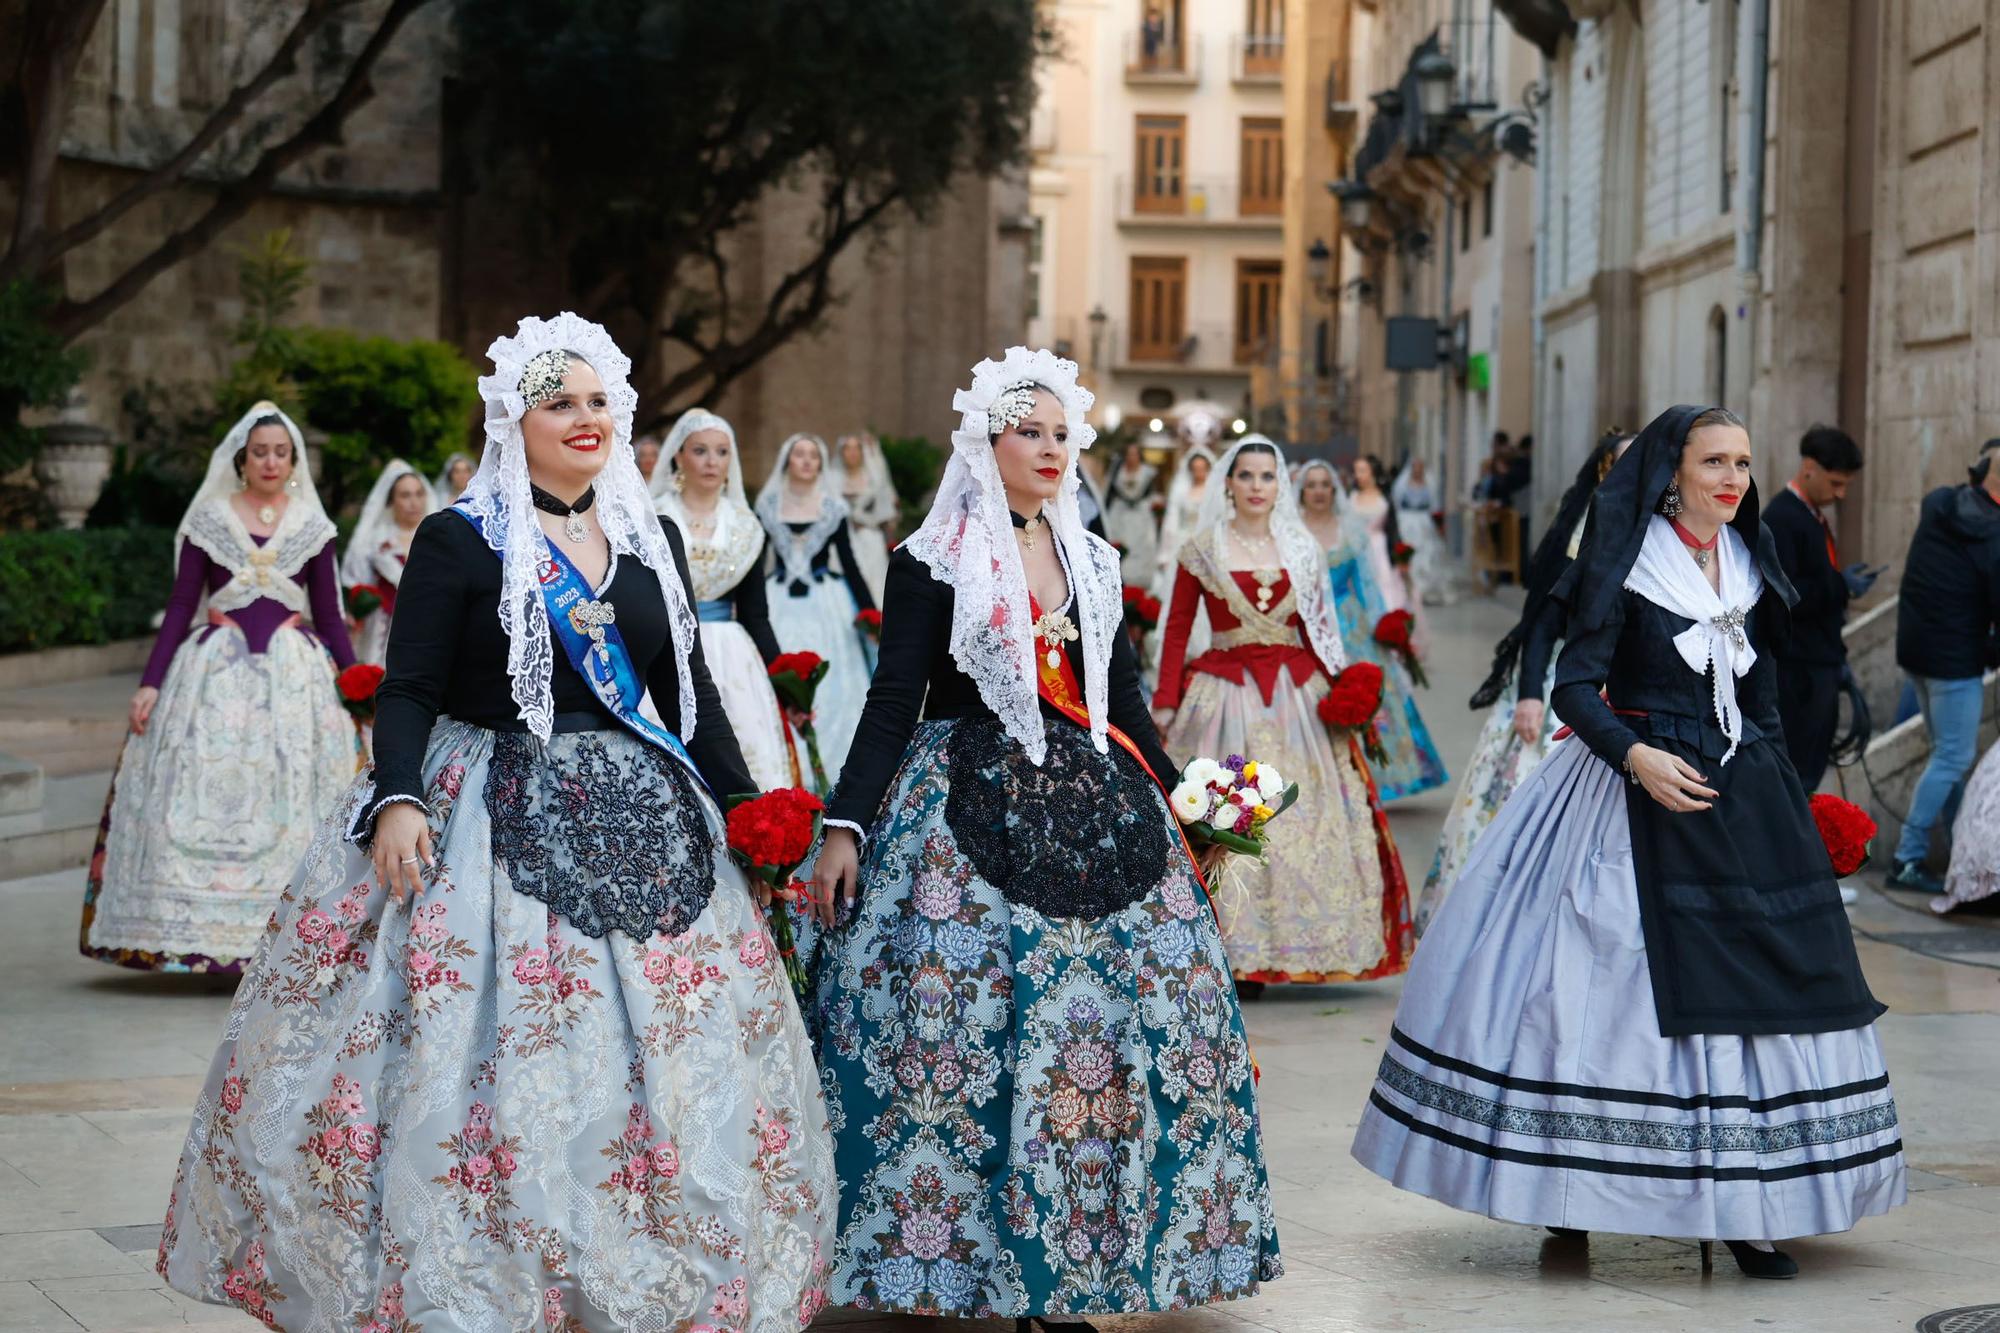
[1010, 508, 1045, 551]
[531, 483, 595, 545]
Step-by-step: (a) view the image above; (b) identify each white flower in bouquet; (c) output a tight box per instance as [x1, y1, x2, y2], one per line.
[1185, 757, 1228, 791]
[1169, 782, 1211, 824]
[1252, 764, 1286, 805]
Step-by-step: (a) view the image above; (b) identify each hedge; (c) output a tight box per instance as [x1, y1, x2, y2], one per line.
[0, 527, 176, 653]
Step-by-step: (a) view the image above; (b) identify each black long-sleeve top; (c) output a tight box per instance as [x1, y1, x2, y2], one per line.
[1515, 591, 1565, 702]
[715, 559, 784, 664]
[770, 518, 877, 612]
[1551, 587, 1783, 768]
[828, 546, 1174, 830]
[360, 511, 754, 829]
[1762, 488, 1850, 666]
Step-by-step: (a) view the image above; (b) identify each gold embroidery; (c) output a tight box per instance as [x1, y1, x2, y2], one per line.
[1180, 531, 1303, 650]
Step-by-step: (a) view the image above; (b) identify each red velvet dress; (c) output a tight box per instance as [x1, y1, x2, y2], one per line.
[1152, 533, 1411, 983]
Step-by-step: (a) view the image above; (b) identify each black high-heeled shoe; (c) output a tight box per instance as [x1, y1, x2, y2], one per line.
[1545, 1226, 1587, 1241]
[1017, 1319, 1100, 1333]
[1699, 1239, 1799, 1279]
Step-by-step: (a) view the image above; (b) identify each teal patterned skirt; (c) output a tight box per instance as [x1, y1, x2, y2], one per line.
[803, 718, 1282, 1318]
[1327, 551, 1447, 801]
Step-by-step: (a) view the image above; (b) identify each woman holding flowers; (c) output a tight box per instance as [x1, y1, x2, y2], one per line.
[1153, 439, 1411, 993]
[652, 406, 799, 790]
[1296, 461, 1447, 802]
[341, 458, 438, 667]
[808, 348, 1280, 1327]
[756, 432, 878, 775]
[82, 403, 359, 974]
[157, 315, 836, 1330]
[1354, 406, 1904, 1280]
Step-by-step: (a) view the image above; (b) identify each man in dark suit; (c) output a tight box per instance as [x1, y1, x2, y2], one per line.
[1765, 426, 1875, 791]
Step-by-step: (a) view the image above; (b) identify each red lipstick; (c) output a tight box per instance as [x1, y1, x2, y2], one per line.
[1716, 493, 1740, 507]
[1035, 466, 1061, 479]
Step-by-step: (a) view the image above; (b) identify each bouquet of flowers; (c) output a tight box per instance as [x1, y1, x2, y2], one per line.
[335, 663, 385, 723]
[1373, 609, 1428, 687]
[768, 651, 832, 793]
[1390, 540, 1415, 567]
[854, 608, 883, 640]
[1808, 793, 1878, 878]
[1122, 584, 1162, 635]
[1430, 509, 1446, 534]
[343, 583, 384, 620]
[1169, 755, 1300, 858]
[1317, 662, 1389, 765]
[723, 787, 824, 997]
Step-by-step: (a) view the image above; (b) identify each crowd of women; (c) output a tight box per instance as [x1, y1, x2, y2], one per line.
[76, 315, 1911, 1330]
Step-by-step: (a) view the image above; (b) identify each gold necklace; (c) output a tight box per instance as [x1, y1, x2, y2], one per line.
[1228, 522, 1282, 611]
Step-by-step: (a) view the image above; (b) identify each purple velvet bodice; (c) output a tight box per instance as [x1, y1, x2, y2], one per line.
[141, 536, 357, 688]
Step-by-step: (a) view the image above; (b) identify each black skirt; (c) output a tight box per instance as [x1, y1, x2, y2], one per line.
[1624, 709, 1885, 1037]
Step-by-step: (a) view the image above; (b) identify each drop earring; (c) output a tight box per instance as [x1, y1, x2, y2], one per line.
[1661, 480, 1684, 518]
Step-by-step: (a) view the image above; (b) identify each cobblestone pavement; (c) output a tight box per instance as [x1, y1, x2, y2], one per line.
[3, 593, 1996, 1331]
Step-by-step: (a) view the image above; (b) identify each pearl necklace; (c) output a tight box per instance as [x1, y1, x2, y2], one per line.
[1227, 522, 1282, 612]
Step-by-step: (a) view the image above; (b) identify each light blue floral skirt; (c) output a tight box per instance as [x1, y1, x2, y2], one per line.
[804, 719, 1282, 1318]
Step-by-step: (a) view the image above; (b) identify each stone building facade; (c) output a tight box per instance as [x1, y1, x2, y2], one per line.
[10, 0, 1026, 488]
[1503, 0, 2000, 584]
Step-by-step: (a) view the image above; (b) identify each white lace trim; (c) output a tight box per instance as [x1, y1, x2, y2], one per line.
[343, 792, 431, 846]
[341, 459, 436, 588]
[174, 404, 337, 613]
[1194, 436, 1347, 678]
[460, 312, 699, 742]
[904, 347, 1106, 765]
[755, 434, 850, 588]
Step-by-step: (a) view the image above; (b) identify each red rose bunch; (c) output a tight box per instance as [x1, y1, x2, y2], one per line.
[1122, 584, 1162, 632]
[1317, 663, 1389, 765]
[1390, 541, 1415, 566]
[767, 652, 833, 792]
[344, 583, 384, 620]
[854, 609, 883, 638]
[335, 663, 385, 721]
[724, 787, 825, 996]
[1372, 609, 1428, 687]
[1808, 793, 1878, 879]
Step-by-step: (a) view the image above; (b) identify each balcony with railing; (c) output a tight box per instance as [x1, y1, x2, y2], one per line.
[1114, 175, 1284, 229]
[1123, 31, 1202, 86]
[1104, 320, 1259, 375]
[1232, 32, 1285, 85]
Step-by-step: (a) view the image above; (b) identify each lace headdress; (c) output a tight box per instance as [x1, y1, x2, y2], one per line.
[433, 451, 477, 504]
[828, 431, 899, 526]
[652, 408, 751, 516]
[340, 458, 436, 587]
[457, 312, 698, 741]
[652, 408, 766, 595]
[905, 346, 1113, 764]
[755, 433, 850, 586]
[1196, 436, 1347, 677]
[174, 402, 337, 615]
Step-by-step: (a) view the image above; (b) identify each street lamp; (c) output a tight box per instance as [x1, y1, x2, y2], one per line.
[1307, 238, 1332, 300]
[1330, 179, 1375, 233]
[1413, 51, 1456, 127]
[1087, 304, 1108, 371]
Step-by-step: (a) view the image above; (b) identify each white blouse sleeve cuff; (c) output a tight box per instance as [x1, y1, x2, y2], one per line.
[823, 817, 866, 845]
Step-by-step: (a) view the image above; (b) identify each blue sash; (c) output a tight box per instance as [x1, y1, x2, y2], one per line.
[695, 598, 734, 624]
[452, 507, 709, 795]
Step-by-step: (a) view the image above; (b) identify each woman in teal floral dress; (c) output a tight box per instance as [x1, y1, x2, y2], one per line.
[1297, 462, 1447, 801]
[807, 348, 1281, 1329]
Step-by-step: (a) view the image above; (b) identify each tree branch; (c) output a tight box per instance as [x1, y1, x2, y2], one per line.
[32, 0, 358, 269]
[46, 0, 434, 341]
[3, 0, 111, 278]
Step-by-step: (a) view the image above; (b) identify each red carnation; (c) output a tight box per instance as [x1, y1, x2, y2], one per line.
[1390, 541, 1415, 566]
[1808, 793, 1877, 879]
[724, 787, 826, 997]
[1372, 609, 1427, 687]
[1122, 584, 1162, 632]
[335, 663, 385, 721]
[1317, 662, 1384, 729]
[766, 653, 833, 792]
[854, 609, 883, 638]
[344, 583, 384, 620]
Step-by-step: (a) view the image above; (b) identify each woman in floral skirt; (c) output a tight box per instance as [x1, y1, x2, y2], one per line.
[807, 348, 1280, 1328]
[157, 314, 836, 1331]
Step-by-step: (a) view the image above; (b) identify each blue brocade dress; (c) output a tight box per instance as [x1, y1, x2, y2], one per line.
[1324, 542, 1447, 801]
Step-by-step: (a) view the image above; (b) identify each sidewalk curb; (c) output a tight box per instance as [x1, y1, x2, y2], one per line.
[0, 638, 150, 691]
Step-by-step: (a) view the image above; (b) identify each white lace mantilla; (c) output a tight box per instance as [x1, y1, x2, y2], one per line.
[459, 312, 699, 742]
[756, 491, 849, 588]
[173, 403, 337, 616]
[905, 346, 1110, 765]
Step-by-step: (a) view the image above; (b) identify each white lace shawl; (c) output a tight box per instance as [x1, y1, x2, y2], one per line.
[1622, 515, 1764, 764]
[1155, 442, 1216, 581]
[1188, 436, 1347, 677]
[755, 433, 850, 587]
[905, 346, 1112, 765]
[829, 433, 899, 529]
[340, 458, 436, 587]
[652, 408, 766, 597]
[173, 402, 337, 617]
[433, 451, 477, 505]
[458, 312, 699, 742]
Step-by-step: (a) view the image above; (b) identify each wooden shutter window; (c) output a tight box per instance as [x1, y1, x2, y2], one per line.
[1239, 118, 1283, 216]
[1130, 257, 1188, 361]
[1234, 259, 1282, 364]
[1135, 115, 1187, 215]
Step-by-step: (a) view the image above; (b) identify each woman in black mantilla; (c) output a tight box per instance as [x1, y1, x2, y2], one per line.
[755, 431, 877, 776]
[1353, 405, 1905, 1279]
[803, 348, 1279, 1326]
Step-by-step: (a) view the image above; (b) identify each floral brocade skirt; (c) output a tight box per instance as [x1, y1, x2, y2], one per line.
[1165, 667, 1412, 983]
[83, 624, 360, 973]
[157, 720, 837, 1332]
[802, 719, 1281, 1318]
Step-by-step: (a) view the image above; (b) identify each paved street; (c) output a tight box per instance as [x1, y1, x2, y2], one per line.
[3, 592, 1998, 1332]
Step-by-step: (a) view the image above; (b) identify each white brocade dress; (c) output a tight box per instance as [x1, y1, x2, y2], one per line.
[1934, 737, 2000, 913]
[680, 502, 798, 791]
